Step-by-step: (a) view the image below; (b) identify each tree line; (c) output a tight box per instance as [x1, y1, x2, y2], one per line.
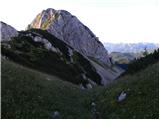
[124, 48, 159, 75]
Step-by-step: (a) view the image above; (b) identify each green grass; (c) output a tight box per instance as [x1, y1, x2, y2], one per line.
[1, 59, 92, 119]
[1, 58, 159, 118]
[89, 62, 159, 119]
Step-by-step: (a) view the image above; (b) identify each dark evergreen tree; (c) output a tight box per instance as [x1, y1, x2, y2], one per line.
[123, 49, 159, 75]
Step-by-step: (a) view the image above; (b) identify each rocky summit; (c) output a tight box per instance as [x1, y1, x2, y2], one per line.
[27, 8, 111, 65]
[0, 21, 18, 41]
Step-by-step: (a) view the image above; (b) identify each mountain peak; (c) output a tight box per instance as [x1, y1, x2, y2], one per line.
[27, 8, 111, 65]
[27, 8, 73, 30]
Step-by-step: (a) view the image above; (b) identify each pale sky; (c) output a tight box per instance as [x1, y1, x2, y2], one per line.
[0, 0, 160, 43]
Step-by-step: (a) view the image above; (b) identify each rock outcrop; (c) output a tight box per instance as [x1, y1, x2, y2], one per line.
[0, 21, 18, 41]
[27, 8, 111, 65]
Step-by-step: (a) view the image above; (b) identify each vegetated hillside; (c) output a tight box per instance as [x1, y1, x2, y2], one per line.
[109, 52, 136, 70]
[1, 21, 124, 87]
[110, 52, 141, 64]
[1, 29, 102, 87]
[1, 58, 92, 119]
[109, 49, 159, 71]
[1, 58, 159, 119]
[89, 62, 159, 119]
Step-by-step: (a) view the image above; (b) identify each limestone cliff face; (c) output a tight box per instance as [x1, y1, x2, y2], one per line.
[27, 8, 111, 65]
[0, 21, 18, 41]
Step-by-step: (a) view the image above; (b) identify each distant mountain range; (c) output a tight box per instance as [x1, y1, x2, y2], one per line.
[104, 42, 159, 53]
[104, 42, 159, 67]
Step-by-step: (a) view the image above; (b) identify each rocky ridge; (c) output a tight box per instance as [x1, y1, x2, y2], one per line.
[27, 8, 111, 65]
[1, 9, 124, 86]
[0, 21, 18, 41]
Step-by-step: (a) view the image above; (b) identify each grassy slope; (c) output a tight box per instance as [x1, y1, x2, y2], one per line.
[1, 59, 92, 119]
[90, 62, 159, 119]
[1, 59, 159, 119]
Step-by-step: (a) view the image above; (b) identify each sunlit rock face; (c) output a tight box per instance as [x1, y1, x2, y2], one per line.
[27, 8, 111, 65]
[1, 21, 18, 41]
